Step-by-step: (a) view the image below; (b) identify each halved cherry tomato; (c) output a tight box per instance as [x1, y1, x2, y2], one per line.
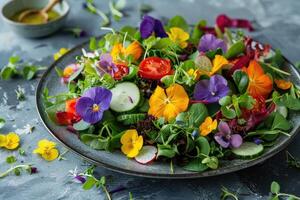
[138, 57, 171, 80]
[113, 63, 129, 80]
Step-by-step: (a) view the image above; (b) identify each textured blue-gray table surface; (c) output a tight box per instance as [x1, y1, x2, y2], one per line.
[0, 0, 300, 199]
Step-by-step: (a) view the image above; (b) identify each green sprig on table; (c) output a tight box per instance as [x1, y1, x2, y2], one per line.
[0, 55, 46, 80]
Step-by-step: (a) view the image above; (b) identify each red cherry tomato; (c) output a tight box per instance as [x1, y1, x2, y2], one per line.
[113, 64, 129, 80]
[138, 57, 172, 80]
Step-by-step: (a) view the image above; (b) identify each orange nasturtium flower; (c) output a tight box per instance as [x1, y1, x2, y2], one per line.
[242, 60, 273, 98]
[121, 129, 143, 158]
[199, 117, 217, 136]
[111, 41, 143, 63]
[148, 84, 189, 122]
[33, 139, 59, 161]
[274, 79, 292, 90]
[0, 132, 20, 150]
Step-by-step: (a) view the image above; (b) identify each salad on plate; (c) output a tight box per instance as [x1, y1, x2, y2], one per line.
[43, 15, 300, 172]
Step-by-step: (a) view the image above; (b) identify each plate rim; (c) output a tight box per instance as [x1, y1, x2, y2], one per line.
[36, 36, 300, 179]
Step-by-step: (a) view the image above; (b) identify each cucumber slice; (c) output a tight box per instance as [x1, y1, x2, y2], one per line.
[110, 82, 140, 112]
[117, 113, 146, 125]
[232, 142, 264, 159]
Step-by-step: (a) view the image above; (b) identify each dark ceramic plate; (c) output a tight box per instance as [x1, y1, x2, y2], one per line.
[36, 37, 300, 179]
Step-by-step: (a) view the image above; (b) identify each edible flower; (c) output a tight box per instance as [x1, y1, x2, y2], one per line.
[148, 84, 189, 122]
[54, 48, 69, 61]
[199, 117, 217, 136]
[210, 55, 229, 75]
[33, 139, 59, 161]
[56, 98, 81, 125]
[195, 55, 229, 77]
[242, 60, 273, 98]
[167, 27, 190, 48]
[0, 132, 20, 150]
[97, 53, 119, 76]
[111, 41, 143, 63]
[139, 15, 168, 39]
[62, 63, 80, 83]
[76, 87, 112, 124]
[214, 121, 243, 148]
[120, 129, 143, 158]
[216, 14, 254, 32]
[187, 68, 201, 80]
[198, 34, 227, 53]
[274, 79, 292, 90]
[193, 75, 229, 103]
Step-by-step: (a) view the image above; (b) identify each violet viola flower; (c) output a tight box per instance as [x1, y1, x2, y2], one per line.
[97, 53, 119, 76]
[198, 34, 227, 53]
[214, 121, 243, 148]
[193, 75, 229, 103]
[76, 87, 112, 124]
[139, 15, 168, 39]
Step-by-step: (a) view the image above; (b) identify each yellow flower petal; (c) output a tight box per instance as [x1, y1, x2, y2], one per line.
[54, 48, 69, 61]
[120, 129, 143, 158]
[199, 117, 217, 136]
[125, 41, 143, 61]
[0, 134, 7, 147]
[111, 43, 125, 62]
[41, 148, 59, 161]
[167, 27, 190, 48]
[210, 55, 229, 75]
[5, 132, 20, 150]
[149, 84, 189, 122]
[39, 139, 56, 147]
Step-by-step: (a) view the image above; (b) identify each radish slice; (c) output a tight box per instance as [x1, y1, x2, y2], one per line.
[135, 146, 157, 165]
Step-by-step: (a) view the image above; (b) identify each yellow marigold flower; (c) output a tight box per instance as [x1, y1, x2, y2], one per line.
[54, 48, 69, 61]
[149, 84, 189, 122]
[111, 41, 143, 63]
[199, 117, 217, 136]
[0, 133, 20, 150]
[274, 79, 292, 90]
[33, 139, 59, 161]
[167, 27, 190, 48]
[210, 55, 229, 76]
[121, 129, 143, 158]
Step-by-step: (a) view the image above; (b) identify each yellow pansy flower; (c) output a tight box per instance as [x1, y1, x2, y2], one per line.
[121, 129, 143, 158]
[149, 84, 189, 122]
[199, 117, 217, 136]
[54, 48, 69, 61]
[167, 27, 190, 48]
[210, 55, 229, 76]
[33, 139, 59, 161]
[111, 41, 143, 63]
[0, 133, 20, 150]
[274, 79, 292, 90]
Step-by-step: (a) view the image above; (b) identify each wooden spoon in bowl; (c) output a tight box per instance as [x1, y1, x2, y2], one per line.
[18, 0, 62, 23]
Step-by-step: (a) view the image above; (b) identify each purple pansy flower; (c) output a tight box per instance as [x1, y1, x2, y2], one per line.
[214, 121, 243, 148]
[76, 87, 112, 124]
[198, 34, 227, 53]
[193, 75, 229, 103]
[139, 15, 168, 39]
[97, 53, 118, 76]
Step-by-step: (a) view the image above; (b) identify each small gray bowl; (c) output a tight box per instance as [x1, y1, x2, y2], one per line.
[1, 0, 70, 38]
